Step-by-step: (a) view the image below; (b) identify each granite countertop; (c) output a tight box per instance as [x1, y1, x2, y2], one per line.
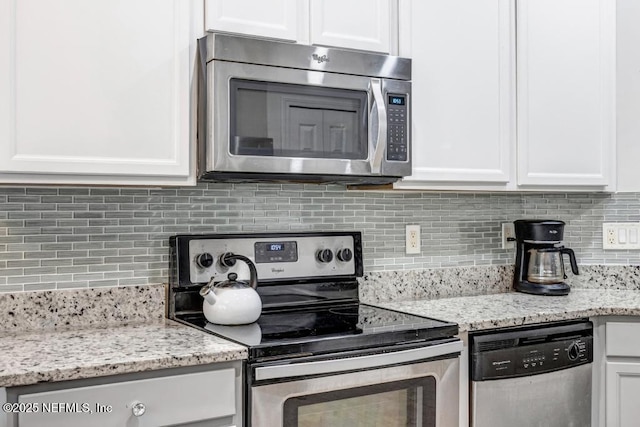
[378, 288, 640, 332]
[0, 285, 248, 388]
[5, 275, 640, 389]
[0, 319, 247, 388]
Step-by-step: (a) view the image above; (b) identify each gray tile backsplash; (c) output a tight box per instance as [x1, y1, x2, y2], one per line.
[0, 183, 639, 291]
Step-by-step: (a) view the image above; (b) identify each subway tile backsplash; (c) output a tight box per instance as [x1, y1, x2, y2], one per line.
[1, 183, 639, 292]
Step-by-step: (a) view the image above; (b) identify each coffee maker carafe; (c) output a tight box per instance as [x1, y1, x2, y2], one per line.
[513, 219, 579, 295]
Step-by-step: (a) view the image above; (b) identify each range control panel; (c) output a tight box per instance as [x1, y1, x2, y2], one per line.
[170, 232, 362, 286]
[470, 322, 593, 381]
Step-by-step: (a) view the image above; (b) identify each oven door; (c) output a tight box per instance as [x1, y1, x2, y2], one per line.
[202, 60, 411, 182]
[249, 339, 461, 427]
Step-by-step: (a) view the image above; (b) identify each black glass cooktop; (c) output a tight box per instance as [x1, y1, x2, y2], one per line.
[177, 303, 458, 362]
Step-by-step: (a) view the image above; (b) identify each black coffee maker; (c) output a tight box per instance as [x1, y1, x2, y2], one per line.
[513, 219, 579, 296]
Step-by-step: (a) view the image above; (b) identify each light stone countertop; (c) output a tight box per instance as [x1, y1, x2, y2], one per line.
[377, 288, 640, 332]
[5, 279, 640, 389]
[0, 319, 247, 388]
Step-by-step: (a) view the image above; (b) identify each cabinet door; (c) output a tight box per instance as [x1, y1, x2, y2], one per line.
[516, 0, 615, 187]
[309, 0, 396, 53]
[396, 0, 514, 187]
[0, 0, 200, 186]
[606, 361, 640, 427]
[17, 369, 237, 427]
[205, 0, 303, 42]
[616, 0, 640, 192]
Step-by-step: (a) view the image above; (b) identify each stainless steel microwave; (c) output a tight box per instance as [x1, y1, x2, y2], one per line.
[197, 33, 411, 185]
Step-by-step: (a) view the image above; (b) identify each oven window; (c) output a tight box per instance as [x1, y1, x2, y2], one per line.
[230, 79, 368, 160]
[283, 377, 436, 427]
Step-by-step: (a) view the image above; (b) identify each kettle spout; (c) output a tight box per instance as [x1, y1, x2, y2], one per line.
[199, 285, 217, 305]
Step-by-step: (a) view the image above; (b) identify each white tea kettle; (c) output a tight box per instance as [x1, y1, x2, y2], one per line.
[199, 253, 262, 325]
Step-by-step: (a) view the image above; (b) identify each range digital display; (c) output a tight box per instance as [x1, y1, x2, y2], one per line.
[255, 241, 298, 263]
[389, 95, 405, 106]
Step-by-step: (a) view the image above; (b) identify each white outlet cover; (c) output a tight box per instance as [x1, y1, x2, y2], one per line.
[603, 222, 640, 250]
[406, 225, 421, 254]
[501, 223, 516, 250]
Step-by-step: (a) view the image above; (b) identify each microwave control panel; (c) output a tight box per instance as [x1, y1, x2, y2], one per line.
[387, 94, 408, 162]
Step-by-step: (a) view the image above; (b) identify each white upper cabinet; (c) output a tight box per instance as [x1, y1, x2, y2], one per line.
[205, 0, 303, 42]
[396, 0, 514, 190]
[516, 0, 615, 188]
[397, 0, 616, 192]
[205, 0, 397, 53]
[309, 0, 394, 53]
[0, 0, 202, 186]
[616, 0, 640, 192]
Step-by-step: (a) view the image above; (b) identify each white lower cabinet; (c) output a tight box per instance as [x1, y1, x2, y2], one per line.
[3, 363, 242, 427]
[606, 362, 640, 427]
[604, 320, 640, 427]
[1, 387, 7, 427]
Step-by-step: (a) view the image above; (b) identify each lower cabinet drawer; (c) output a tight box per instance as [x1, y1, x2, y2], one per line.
[17, 369, 236, 427]
[607, 322, 640, 357]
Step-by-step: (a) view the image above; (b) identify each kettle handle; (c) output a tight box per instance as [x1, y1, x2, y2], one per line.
[560, 247, 579, 275]
[199, 284, 218, 305]
[220, 253, 259, 289]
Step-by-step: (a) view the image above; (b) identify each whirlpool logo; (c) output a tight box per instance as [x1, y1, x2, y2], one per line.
[271, 268, 285, 274]
[312, 54, 330, 64]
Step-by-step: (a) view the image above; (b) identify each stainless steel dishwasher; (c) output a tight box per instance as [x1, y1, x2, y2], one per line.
[470, 319, 593, 427]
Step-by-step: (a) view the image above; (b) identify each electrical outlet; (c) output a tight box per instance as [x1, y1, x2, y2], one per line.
[406, 225, 421, 254]
[501, 223, 515, 250]
[603, 223, 640, 249]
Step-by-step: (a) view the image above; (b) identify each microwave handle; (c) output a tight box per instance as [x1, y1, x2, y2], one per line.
[368, 79, 387, 174]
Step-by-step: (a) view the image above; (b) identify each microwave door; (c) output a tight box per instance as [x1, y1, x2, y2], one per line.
[206, 61, 392, 180]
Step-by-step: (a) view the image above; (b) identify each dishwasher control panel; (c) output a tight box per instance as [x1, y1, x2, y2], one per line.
[470, 320, 593, 381]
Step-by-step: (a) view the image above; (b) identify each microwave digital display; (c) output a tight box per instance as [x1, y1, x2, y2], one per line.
[389, 96, 405, 106]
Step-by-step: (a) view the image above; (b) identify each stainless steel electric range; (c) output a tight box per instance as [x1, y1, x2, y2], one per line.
[169, 231, 462, 427]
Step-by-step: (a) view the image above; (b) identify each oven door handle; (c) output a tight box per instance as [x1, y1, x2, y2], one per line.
[254, 339, 463, 381]
[368, 78, 387, 175]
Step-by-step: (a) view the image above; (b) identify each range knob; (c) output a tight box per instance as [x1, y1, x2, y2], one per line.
[336, 248, 353, 262]
[316, 249, 334, 263]
[195, 253, 214, 269]
[219, 252, 237, 268]
[567, 341, 581, 361]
